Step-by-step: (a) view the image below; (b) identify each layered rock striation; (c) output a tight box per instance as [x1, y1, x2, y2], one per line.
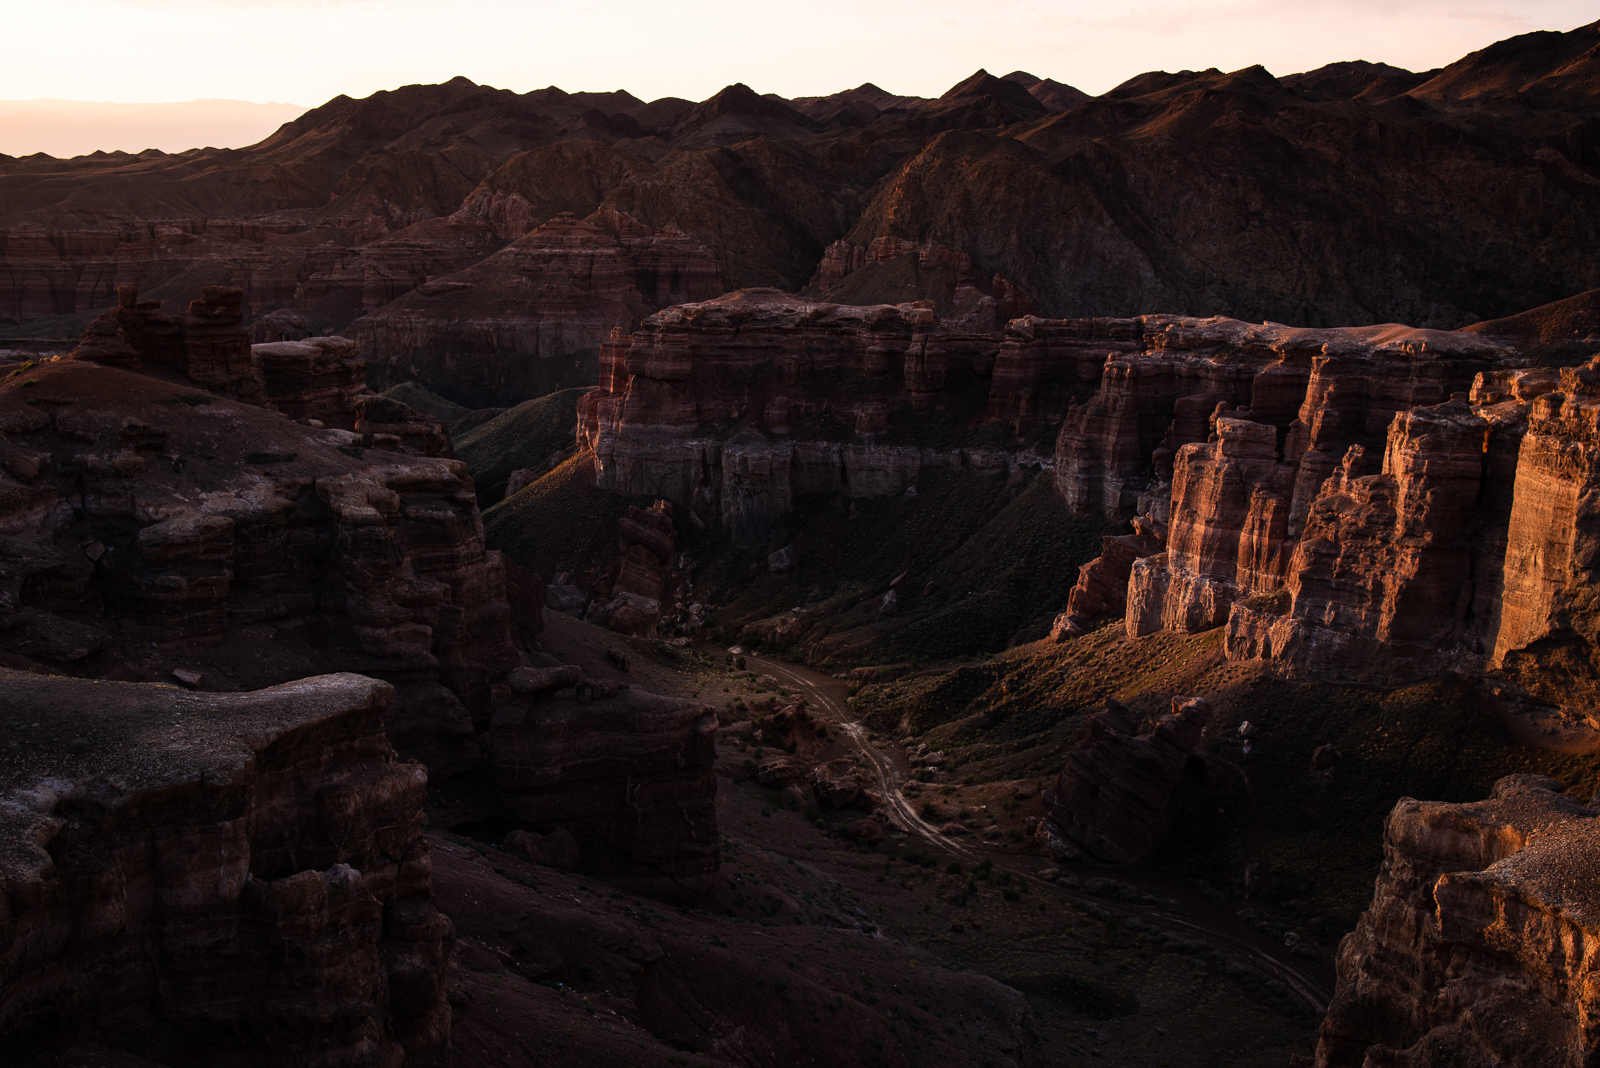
[1039, 696, 1212, 864]
[579, 289, 1073, 544]
[351, 211, 728, 408]
[2, 305, 723, 915]
[0, 671, 451, 1066]
[1041, 312, 1600, 686]
[486, 664, 720, 902]
[1316, 775, 1600, 1068]
[0, 353, 522, 770]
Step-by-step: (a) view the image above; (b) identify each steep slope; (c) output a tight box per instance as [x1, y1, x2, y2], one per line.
[841, 46, 1600, 327]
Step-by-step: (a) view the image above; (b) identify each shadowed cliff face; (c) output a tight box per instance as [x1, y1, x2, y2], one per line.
[0, 671, 452, 1067]
[0, 294, 722, 909]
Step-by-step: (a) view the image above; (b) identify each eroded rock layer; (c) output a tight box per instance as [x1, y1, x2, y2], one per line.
[1316, 775, 1600, 1068]
[487, 667, 719, 902]
[579, 290, 1093, 543]
[351, 211, 728, 408]
[1039, 696, 1212, 864]
[0, 309, 720, 902]
[1041, 312, 1600, 688]
[0, 671, 450, 1067]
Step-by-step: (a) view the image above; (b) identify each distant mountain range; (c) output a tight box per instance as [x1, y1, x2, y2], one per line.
[1, 19, 1596, 367]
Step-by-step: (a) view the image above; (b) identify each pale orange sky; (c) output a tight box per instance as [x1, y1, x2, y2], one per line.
[1, 1, 1592, 156]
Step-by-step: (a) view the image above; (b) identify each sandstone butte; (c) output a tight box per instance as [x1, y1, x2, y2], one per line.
[2, 21, 1599, 413]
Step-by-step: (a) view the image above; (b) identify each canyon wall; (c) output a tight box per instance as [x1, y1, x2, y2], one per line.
[580, 284, 1600, 692]
[0, 301, 721, 903]
[1316, 775, 1600, 1068]
[487, 667, 720, 902]
[577, 290, 1076, 545]
[0, 671, 451, 1066]
[351, 210, 727, 408]
[1038, 310, 1600, 691]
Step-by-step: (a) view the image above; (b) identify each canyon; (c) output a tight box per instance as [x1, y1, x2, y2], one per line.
[567, 282, 1600, 707]
[2, 15, 1600, 1068]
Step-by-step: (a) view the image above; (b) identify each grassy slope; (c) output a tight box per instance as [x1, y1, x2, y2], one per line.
[482, 451, 645, 580]
[712, 467, 1115, 666]
[381, 381, 471, 424]
[854, 625, 1600, 935]
[454, 387, 588, 506]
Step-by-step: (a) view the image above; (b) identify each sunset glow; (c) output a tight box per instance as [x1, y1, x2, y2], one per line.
[0, 0, 1593, 156]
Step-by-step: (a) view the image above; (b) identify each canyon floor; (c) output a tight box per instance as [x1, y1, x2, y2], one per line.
[433, 612, 1340, 1067]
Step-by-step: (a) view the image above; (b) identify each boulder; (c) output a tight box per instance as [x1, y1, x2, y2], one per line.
[1040, 696, 1212, 864]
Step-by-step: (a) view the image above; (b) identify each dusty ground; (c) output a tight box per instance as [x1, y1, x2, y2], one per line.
[443, 613, 1329, 1067]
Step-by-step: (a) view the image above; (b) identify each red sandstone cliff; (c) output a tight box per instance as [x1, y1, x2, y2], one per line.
[351, 210, 726, 407]
[577, 288, 1062, 544]
[1316, 775, 1600, 1067]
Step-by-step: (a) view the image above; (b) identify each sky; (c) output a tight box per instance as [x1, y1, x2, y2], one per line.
[0, 0, 1593, 155]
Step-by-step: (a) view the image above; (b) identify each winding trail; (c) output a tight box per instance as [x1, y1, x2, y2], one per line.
[747, 653, 1334, 1016]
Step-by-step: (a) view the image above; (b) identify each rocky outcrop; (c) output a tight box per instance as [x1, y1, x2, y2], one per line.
[1053, 318, 1507, 522]
[1316, 775, 1600, 1068]
[1127, 414, 1297, 638]
[595, 499, 679, 637]
[1482, 360, 1600, 707]
[74, 284, 264, 401]
[1057, 513, 1165, 636]
[253, 335, 369, 426]
[0, 671, 450, 1066]
[807, 236, 1036, 332]
[1221, 401, 1491, 681]
[580, 288, 1056, 544]
[2, 296, 723, 929]
[0, 350, 523, 772]
[1048, 313, 1600, 685]
[1038, 696, 1212, 864]
[485, 667, 719, 902]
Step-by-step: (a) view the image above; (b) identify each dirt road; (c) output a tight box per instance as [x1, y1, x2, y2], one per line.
[747, 652, 1334, 1015]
